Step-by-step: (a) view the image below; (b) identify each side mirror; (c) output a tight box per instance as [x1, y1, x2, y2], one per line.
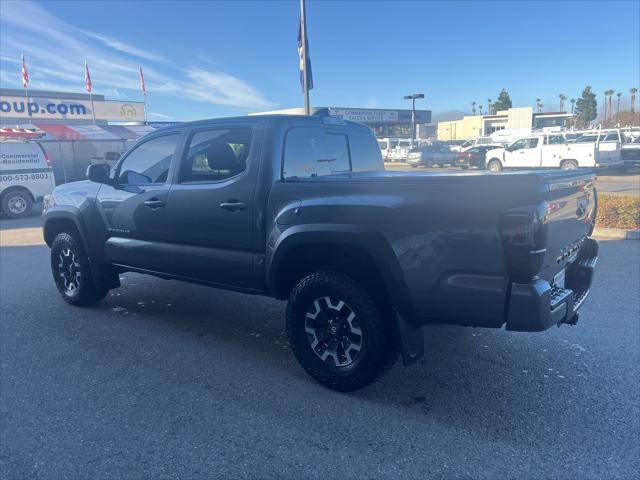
[87, 163, 111, 184]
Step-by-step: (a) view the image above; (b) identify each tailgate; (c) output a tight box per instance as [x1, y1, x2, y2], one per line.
[539, 171, 596, 280]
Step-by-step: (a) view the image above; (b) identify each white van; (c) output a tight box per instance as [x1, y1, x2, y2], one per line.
[0, 141, 56, 218]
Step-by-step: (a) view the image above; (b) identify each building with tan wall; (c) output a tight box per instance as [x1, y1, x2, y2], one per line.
[437, 107, 572, 140]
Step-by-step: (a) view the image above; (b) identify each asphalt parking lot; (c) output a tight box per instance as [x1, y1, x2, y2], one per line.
[1, 212, 639, 479]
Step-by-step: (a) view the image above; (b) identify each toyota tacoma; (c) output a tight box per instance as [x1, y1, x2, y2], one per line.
[43, 115, 599, 391]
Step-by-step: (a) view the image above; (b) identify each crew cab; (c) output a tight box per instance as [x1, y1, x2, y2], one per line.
[42, 115, 599, 391]
[485, 133, 623, 172]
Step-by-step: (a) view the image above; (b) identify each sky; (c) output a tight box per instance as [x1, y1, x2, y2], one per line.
[0, 0, 638, 121]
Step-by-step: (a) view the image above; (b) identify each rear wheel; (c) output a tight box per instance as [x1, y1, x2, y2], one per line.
[286, 271, 396, 391]
[561, 160, 578, 170]
[1, 190, 33, 218]
[487, 159, 503, 172]
[50, 232, 108, 306]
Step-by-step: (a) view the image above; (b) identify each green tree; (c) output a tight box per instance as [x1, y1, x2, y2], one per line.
[574, 86, 598, 127]
[471, 101, 477, 115]
[559, 94, 567, 112]
[492, 88, 512, 112]
[629, 87, 637, 114]
[616, 92, 622, 121]
[604, 89, 615, 121]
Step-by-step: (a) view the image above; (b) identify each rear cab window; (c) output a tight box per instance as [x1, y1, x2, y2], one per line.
[283, 126, 382, 179]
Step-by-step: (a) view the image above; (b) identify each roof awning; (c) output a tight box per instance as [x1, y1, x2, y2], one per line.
[0, 127, 44, 139]
[35, 124, 86, 140]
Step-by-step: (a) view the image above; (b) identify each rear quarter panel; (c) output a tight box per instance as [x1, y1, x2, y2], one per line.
[267, 174, 536, 327]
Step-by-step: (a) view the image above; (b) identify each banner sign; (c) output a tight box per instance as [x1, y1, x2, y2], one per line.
[0, 94, 145, 123]
[328, 107, 430, 124]
[329, 108, 399, 123]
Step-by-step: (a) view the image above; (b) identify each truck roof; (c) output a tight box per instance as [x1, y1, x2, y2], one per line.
[150, 114, 371, 135]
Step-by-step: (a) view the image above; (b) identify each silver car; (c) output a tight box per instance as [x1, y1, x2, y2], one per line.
[406, 145, 458, 168]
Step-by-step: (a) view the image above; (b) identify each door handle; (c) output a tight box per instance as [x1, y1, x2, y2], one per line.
[219, 200, 247, 211]
[143, 198, 166, 209]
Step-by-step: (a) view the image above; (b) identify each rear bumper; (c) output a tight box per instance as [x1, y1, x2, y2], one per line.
[505, 238, 598, 332]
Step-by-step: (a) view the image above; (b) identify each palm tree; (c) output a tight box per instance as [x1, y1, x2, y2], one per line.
[570, 98, 576, 114]
[478, 105, 483, 115]
[487, 98, 492, 115]
[630, 87, 638, 114]
[471, 101, 477, 115]
[616, 92, 622, 122]
[535, 98, 542, 112]
[559, 94, 567, 112]
[604, 89, 615, 121]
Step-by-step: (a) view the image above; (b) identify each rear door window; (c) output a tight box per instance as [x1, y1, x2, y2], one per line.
[181, 127, 251, 183]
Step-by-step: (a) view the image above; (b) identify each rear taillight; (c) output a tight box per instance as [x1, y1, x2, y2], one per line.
[44, 152, 52, 167]
[500, 203, 549, 279]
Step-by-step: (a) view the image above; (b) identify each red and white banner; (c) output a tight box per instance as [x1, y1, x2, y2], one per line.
[84, 61, 92, 93]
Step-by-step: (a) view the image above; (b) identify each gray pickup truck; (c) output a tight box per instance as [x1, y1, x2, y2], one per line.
[42, 115, 599, 391]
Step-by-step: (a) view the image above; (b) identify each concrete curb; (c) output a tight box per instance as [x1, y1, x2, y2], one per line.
[592, 227, 640, 240]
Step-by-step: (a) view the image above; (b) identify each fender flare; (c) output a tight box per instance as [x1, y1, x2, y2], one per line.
[267, 223, 416, 324]
[43, 206, 90, 250]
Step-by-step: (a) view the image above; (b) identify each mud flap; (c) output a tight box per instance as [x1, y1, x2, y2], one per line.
[396, 311, 425, 366]
[89, 260, 121, 291]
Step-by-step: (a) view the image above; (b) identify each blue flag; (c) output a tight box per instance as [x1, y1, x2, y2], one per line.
[298, 20, 313, 91]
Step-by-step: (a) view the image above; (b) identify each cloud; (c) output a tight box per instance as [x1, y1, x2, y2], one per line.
[148, 111, 175, 120]
[81, 30, 167, 63]
[0, 1, 274, 111]
[187, 68, 275, 110]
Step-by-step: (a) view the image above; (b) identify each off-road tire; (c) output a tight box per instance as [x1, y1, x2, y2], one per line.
[286, 271, 396, 392]
[1, 190, 33, 218]
[50, 232, 108, 306]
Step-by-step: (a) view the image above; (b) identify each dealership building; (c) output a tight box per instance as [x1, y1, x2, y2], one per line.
[437, 107, 573, 141]
[252, 106, 432, 138]
[0, 88, 153, 183]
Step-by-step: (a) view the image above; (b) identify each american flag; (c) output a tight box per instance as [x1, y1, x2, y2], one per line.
[297, 18, 313, 92]
[21, 54, 28, 89]
[139, 67, 146, 96]
[84, 61, 92, 93]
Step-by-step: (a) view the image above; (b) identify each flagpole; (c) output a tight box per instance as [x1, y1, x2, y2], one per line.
[90, 91, 96, 125]
[300, 0, 310, 115]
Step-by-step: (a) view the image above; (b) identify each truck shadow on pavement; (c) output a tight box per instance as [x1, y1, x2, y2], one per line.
[91, 272, 595, 446]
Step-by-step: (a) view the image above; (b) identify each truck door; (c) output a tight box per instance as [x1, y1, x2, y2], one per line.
[163, 125, 262, 289]
[95, 132, 182, 271]
[597, 132, 621, 165]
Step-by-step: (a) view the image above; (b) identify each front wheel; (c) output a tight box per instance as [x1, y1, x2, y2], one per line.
[1, 190, 33, 218]
[487, 159, 503, 172]
[286, 271, 396, 391]
[51, 232, 108, 306]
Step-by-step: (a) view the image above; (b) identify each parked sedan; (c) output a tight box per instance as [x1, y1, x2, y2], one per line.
[406, 145, 458, 168]
[455, 145, 499, 169]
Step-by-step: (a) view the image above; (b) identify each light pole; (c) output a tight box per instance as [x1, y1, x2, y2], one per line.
[403, 93, 424, 143]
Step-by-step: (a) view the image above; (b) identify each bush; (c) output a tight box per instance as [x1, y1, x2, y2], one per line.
[596, 194, 640, 230]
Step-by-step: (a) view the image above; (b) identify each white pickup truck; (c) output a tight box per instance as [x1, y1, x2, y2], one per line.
[485, 133, 624, 172]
